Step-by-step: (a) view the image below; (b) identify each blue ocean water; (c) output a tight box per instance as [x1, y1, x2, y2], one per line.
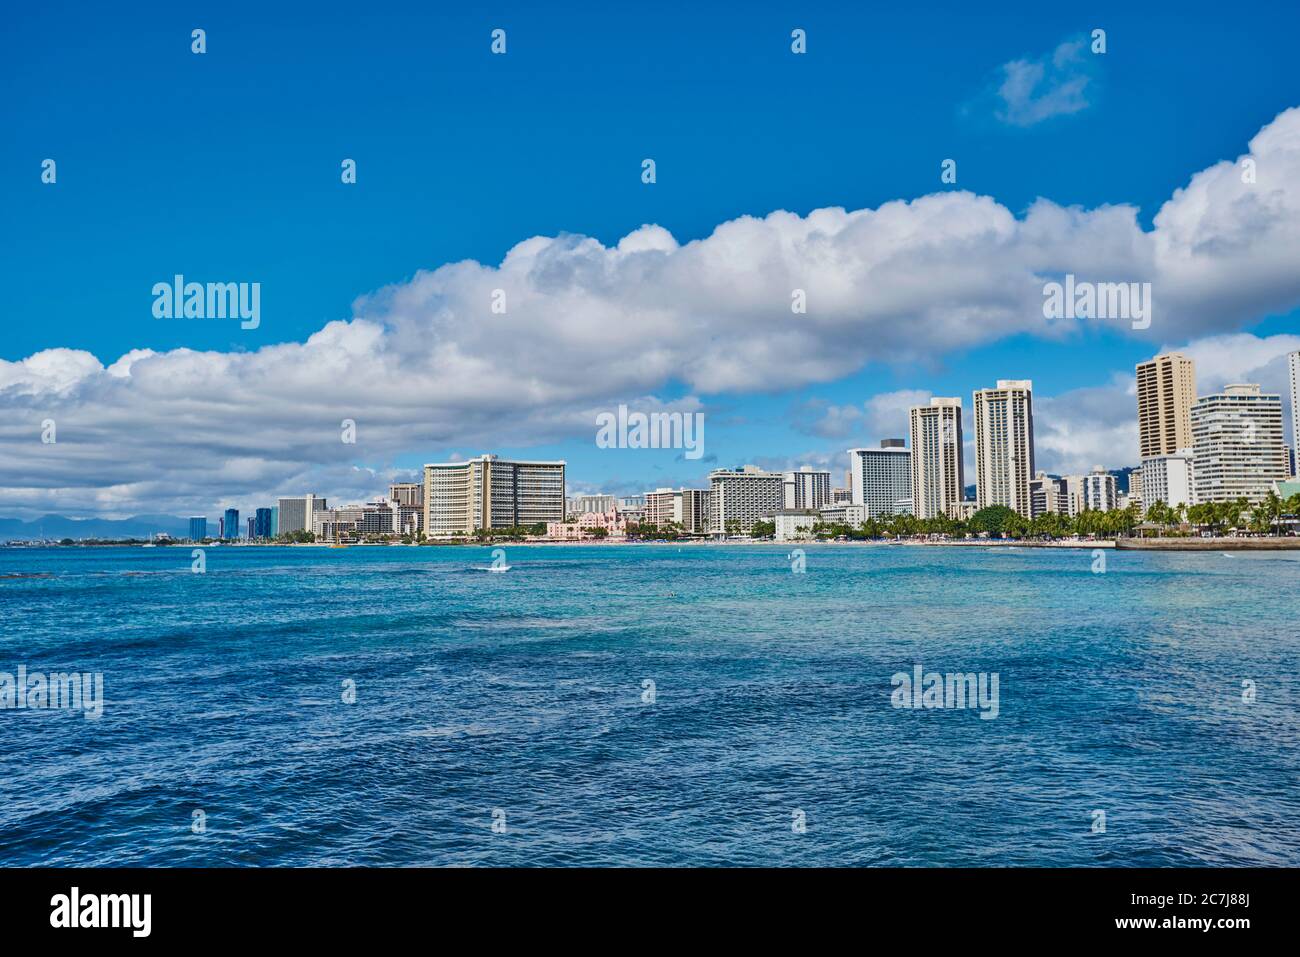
[0, 543, 1297, 867]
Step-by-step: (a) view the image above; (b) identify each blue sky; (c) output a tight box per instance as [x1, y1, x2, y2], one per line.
[3, 0, 1299, 515]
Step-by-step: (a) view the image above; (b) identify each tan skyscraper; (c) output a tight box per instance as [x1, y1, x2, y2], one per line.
[1136, 353, 1196, 459]
[909, 398, 965, 519]
[973, 380, 1035, 516]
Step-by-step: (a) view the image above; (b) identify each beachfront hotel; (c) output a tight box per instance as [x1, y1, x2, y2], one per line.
[783, 467, 832, 510]
[644, 487, 712, 534]
[566, 493, 617, 517]
[708, 466, 784, 535]
[423, 455, 566, 537]
[973, 380, 1036, 517]
[388, 483, 423, 508]
[278, 494, 328, 535]
[848, 441, 912, 519]
[1190, 384, 1289, 503]
[1081, 467, 1119, 512]
[909, 398, 965, 519]
[1136, 353, 1197, 459]
[1140, 449, 1195, 509]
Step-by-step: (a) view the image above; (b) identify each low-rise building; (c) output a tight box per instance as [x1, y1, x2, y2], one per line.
[546, 509, 626, 541]
[773, 509, 817, 541]
[818, 503, 868, 526]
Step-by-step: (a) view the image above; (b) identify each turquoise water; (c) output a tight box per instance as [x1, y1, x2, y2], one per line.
[1, 543, 1297, 866]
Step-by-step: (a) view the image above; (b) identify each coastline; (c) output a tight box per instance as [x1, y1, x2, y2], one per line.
[7, 536, 1300, 552]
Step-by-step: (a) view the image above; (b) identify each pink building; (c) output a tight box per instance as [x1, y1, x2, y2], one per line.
[546, 509, 626, 541]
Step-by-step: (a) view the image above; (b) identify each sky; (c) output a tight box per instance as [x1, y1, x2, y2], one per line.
[2, 0, 1299, 518]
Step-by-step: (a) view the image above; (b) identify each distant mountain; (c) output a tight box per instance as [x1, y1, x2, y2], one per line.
[0, 514, 193, 542]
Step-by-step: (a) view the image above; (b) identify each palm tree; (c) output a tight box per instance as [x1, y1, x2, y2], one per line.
[1262, 490, 1283, 536]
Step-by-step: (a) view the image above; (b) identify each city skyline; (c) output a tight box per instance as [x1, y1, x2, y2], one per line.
[157, 347, 1298, 542]
[29, 344, 1297, 533]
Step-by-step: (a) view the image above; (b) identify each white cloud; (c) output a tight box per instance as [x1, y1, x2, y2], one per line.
[4, 109, 1300, 517]
[993, 37, 1098, 126]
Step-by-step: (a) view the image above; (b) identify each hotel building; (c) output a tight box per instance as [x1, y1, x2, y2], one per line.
[783, 467, 832, 510]
[1190, 384, 1288, 503]
[566, 493, 618, 517]
[278, 494, 328, 536]
[1136, 353, 1197, 459]
[188, 516, 207, 541]
[1081, 467, 1118, 512]
[644, 487, 711, 534]
[848, 442, 912, 518]
[708, 466, 784, 535]
[818, 502, 868, 526]
[909, 398, 965, 519]
[1140, 449, 1195, 509]
[973, 380, 1035, 516]
[388, 483, 423, 508]
[546, 509, 626, 541]
[223, 507, 240, 541]
[422, 455, 565, 537]
[773, 509, 817, 542]
[1028, 472, 1065, 517]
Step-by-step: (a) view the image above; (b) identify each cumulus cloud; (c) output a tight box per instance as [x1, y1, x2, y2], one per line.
[4, 109, 1300, 517]
[792, 390, 931, 442]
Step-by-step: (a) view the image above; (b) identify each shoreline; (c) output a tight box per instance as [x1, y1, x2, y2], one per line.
[9, 536, 1299, 551]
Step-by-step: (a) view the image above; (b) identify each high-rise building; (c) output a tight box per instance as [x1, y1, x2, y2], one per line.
[973, 380, 1035, 516]
[388, 483, 423, 508]
[783, 467, 832, 510]
[644, 488, 677, 527]
[848, 443, 912, 518]
[270, 505, 279, 538]
[644, 487, 711, 534]
[254, 507, 273, 539]
[1288, 351, 1300, 474]
[246, 517, 256, 539]
[423, 455, 565, 537]
[1081, 467, 1118, 512]
[278, 495, 328, 536]
[1136, 353, 1196, 459]
[1140, 449, 1195, 510]
[223, 508, 240, 540]
[708, 466, 784, 535]
[188, 516, 207, 541]
[1191, 384, 1288, 503]
[909, 398, 965, 519]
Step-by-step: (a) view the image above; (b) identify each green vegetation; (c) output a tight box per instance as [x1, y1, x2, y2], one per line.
[471, 523, 546, 542]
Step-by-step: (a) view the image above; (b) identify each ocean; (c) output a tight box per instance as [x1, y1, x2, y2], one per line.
[1, 543, 1297, 866]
